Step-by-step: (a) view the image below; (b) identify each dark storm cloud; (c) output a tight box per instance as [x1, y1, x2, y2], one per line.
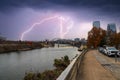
[0, 0, 120, 12]
[0, 0, 120, 40]
[0, 0, 47, 11]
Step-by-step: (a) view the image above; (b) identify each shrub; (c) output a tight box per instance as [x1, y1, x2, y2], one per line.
[24, 55, 70, 80]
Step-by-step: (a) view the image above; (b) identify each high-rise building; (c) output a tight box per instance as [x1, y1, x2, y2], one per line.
[107, 23, 116, 35]
[93, 21, 100, 28]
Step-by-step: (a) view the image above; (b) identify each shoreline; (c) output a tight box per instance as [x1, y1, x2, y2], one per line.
[0, 46, 43, 54]
[0, 41, 54, 54]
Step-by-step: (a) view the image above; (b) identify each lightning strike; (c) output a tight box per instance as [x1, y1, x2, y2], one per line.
[62, 20, 74, 37]
[59, 16, 74, 38]
[20, 15, 74, 41]
[20, 16, 58, 40]
[59, 16, 64, 39]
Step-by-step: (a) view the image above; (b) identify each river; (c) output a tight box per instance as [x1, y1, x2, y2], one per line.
[0, 44, 79, 80]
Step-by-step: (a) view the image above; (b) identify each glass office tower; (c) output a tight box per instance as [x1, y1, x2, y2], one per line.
[107, 23, 116, 35]
[93, 21, 100, 28]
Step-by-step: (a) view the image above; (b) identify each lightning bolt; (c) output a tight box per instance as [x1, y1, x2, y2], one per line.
[59, 16, 74, 38]
[59, 16, 64, 39]
[20, 15, 74, 41]
[62, 19, 74, 38]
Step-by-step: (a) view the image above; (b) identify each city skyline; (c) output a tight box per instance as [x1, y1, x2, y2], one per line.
[107, 23, 117, 36]
[107, 23, 117, 32]
[0, 0, 120, 40]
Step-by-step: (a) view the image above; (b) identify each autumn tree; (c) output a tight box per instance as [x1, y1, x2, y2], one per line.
[109, 32, 120, 48]
[87, 27, 106, 48]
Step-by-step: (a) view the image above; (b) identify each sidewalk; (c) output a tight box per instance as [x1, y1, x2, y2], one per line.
[77, 50, 116, 80]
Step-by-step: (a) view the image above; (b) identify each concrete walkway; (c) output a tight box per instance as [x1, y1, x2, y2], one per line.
[77, 50, 116, 80]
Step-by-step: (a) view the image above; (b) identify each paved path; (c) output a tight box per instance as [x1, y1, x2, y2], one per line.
[77, 50, 116, 80]
[94, 50, 120, 80]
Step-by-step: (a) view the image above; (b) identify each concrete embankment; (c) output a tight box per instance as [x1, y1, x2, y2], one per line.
[66, 50, 87, 80]
[57, 50, 87, 80]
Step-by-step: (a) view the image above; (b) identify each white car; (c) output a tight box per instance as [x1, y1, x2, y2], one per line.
[98, 47, 104, 53]
[105, 47, 120, 56]
[117, 51, 120, 56]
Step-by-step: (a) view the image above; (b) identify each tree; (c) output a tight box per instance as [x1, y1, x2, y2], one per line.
[87, 27, 106, 48]
[54, 55, 70, 70]
[109, 32, 120, 49]
[99, 37, 106, 47]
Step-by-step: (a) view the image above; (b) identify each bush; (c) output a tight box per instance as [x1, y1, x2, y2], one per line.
[24, 55, 70, 80]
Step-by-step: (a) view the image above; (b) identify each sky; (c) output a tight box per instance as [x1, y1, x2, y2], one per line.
[0, 0, 120, 41]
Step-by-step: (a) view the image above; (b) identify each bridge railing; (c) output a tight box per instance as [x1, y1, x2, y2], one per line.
[57, 49, 88, 80]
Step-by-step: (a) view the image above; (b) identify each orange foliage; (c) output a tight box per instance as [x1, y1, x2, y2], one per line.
[109, 32, 120, 48]
[87, 27, 106, 48]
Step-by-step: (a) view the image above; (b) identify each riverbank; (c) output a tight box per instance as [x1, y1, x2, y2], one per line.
[24, 55, 70, 80]
[0, 45, 78, 80]
[0, 41, 54, 53]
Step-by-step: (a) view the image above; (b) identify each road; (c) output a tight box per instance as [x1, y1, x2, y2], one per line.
[94, 50, 120, 80]
[77, 50, 120, 80]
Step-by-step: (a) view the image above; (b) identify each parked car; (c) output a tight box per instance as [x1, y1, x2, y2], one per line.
[98, 47, 104, 53]
[117, 51, 120, 56]
[104, 47, 120, 56]
[102, 45, 107, 54]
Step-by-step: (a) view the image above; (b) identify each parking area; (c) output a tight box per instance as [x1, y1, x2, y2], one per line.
[98, 46, 120, 57]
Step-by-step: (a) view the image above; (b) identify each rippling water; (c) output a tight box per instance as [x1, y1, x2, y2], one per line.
[0, 44, 79, 80]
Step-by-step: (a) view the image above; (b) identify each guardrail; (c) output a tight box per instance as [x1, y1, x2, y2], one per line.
[57, 49, 88, 80]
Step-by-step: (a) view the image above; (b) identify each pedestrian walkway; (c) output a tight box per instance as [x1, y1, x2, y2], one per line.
[77, 50, 116, 80]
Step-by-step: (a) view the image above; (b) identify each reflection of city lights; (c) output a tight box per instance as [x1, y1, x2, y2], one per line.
[20, 15, 74, 41]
